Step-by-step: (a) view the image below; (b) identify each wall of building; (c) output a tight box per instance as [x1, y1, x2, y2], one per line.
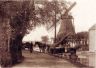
[89, 29, 96, 52]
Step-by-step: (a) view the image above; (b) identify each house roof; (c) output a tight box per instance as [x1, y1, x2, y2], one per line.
[89, 24, 96, 30]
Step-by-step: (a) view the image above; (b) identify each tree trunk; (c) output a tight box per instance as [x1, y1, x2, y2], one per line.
[10, 34, 23, 65]
[0, 18, 12, 67]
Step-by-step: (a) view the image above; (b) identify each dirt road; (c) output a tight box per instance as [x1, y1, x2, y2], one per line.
[13, 50, 79, 68]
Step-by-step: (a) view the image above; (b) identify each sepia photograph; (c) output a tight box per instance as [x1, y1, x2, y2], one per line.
[0, 0, 96, 68]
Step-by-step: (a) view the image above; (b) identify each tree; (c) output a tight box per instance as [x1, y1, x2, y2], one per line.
[0, 1, 36, 67]
[76, 32, 89, 50]
[41, 36, 49, 43]
[34, 0, 68, 29]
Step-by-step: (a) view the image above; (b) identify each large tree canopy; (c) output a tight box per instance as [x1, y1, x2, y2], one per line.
[0, 1, 36, 66]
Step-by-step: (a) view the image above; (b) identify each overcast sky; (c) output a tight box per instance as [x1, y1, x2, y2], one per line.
[23, 0, 96, 42]
[69, 0, 96, 32]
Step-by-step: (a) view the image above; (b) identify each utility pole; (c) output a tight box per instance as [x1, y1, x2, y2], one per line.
[54, 8, 56, 43]
[54, 0, 57, 43]
[47, 0, 57, 43]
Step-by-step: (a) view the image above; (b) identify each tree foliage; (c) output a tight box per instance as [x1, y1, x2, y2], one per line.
[41, 36, 49, 43]
[0, 1, 35, 36]
[76, 32, 88, 40]
[0, 0, 69, 36]
[34, 0, 68, 29]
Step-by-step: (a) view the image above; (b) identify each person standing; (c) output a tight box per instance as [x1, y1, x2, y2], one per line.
[29, 42, 33, 53]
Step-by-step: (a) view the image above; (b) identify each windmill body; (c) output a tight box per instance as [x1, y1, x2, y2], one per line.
[55, 2, 76, 43]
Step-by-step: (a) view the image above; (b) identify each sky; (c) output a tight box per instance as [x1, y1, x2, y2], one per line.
[69, 0, 96, 32]
[23, 0, 96, 42]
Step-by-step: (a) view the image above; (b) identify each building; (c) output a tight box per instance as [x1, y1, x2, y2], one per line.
[89, 24, 96, 52]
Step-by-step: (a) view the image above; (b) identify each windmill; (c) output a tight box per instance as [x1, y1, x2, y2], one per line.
[48, 2, 76, 44]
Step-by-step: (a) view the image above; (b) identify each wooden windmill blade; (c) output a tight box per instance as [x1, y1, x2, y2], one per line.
[47, 2, 76, 30]
[63, 2, 76, 16]
[54, 32, 72, 46]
